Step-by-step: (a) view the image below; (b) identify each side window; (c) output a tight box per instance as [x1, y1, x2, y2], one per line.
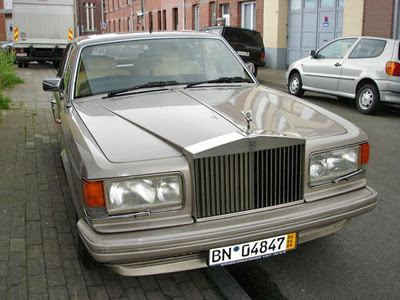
[349, 39, 387, 59]
[317, 39, 357, 59]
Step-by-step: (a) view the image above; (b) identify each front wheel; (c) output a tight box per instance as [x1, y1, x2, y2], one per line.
[356, 84, 381, 114]
[288, 73, 305, 97]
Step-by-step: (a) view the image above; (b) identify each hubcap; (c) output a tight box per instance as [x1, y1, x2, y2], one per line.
[359, 89, 374, 110]
[290, 77, 299, 94]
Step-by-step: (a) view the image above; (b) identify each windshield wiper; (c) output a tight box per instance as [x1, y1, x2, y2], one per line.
[106, 81, 181, 98]
[186, 77, 252, 88]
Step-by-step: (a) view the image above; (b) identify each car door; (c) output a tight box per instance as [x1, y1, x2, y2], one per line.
[52, 44, 75, 150]
[338, 38, 388, 96]
[302, 38, 357, 91]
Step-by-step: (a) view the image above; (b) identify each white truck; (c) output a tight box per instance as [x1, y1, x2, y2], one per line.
[12, 0, 74, 68]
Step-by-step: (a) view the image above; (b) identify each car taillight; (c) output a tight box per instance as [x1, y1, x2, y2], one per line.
[15, 48, 24, 53]
[385, 61, 400, 76]
[261, 52, 265, 61]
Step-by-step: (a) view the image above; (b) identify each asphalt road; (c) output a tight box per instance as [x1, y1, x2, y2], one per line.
[227, 82, 400, 300]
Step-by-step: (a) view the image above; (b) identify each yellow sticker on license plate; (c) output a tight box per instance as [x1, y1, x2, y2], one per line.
[208, 233, 297, 266]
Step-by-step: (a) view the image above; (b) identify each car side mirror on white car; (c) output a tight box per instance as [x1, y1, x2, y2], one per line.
[309, 50, 317, 58]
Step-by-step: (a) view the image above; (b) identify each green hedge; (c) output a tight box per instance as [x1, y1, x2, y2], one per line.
[0, 50, 24, 109]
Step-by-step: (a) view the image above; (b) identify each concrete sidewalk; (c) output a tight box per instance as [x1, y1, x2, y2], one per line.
[0, 64, 250, 300]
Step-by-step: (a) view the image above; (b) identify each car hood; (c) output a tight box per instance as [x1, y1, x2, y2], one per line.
[74, 85, 346, 163]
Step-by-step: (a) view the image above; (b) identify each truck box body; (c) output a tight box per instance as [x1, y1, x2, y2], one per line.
[13, 0, 74, 68]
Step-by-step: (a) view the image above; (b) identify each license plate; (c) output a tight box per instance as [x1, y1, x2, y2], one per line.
[208, 233, 297, 266]
[237, 51, 250, 57]
[16, 53, 27, 57]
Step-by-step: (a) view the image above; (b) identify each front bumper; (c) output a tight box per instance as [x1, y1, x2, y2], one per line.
[78, 186, 377, 276]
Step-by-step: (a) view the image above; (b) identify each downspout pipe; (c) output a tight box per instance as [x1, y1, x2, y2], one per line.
[393, 0, 399, 39]
[183, 0, 185, 30]
[101, 0, 104, 32]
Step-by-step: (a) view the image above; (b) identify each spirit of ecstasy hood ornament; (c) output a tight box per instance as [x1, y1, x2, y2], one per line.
[241, 110, 253, 135]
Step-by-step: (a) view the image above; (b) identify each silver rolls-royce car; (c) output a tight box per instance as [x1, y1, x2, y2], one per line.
[43, 32, 377, 276]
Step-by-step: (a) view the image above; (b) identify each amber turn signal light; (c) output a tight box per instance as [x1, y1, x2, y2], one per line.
[361, 143, 369, 165]
[82, 180, 105, 207]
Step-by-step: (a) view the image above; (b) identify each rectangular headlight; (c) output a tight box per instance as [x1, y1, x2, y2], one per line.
[104, 174, 183, 215]
[309, 145, 365, 186]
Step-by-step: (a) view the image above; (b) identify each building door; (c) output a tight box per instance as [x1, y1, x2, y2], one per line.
[221, 4, 230, 26]
[287, 0, 344, 65]
[5, 19, 13, 41]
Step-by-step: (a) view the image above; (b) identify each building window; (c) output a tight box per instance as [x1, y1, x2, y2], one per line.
[158, 11, 162, 31]
[220, 4, 230, 26]
[173, 8, 178, 30]
[210, 2, 216, 26]
[241, 2, 255, 30]
[84, 3, 96, 32]
[163, 10, 167, 30]
[304, 0, 317, 9]
[194, 5, 200, 31]
[290, 0, 301, 10]
[149, 12, 153, 32]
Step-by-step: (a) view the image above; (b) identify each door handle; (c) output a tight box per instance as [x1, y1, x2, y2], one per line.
[50, 97, 62, 124]
[334, 62, 342, 67]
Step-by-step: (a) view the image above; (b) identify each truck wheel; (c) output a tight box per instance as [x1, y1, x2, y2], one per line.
[17, 62, 22, 68]
[254, 66, 258, 77]
[24, 63, 29, 68]
[356, 83, 381, 114]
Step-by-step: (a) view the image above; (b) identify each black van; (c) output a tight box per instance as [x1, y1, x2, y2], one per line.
[201, 26, 266, 76]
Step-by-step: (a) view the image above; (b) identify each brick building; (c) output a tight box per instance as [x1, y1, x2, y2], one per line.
[363, 0, 399, 39]
[104, 0, 263, 34]
[0, 0, 12, 42]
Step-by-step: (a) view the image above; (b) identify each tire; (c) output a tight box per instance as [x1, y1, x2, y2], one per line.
[254, 66, 258, 77]
[17, 62, 22, 68]
[78, 235, 99, 269]
[288, 73, 305, 97]
[356, 83, 381, 114]
[24, 62, 29, 68]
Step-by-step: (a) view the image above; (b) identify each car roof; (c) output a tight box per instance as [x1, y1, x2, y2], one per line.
[336, 36, 398, 43]
[73, 31, 220, 47]
[202, 26, 261, 33]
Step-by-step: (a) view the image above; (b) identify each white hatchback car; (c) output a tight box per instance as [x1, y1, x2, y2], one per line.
[286, 37, 400, 114]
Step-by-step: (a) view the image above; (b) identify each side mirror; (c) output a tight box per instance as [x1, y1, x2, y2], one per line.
[245, 62, 256, 74]
[42, 78, 62, 92]
[309, 50, 317, 58]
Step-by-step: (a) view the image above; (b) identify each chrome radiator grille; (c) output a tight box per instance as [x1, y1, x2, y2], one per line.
[194, 144, 304, 219]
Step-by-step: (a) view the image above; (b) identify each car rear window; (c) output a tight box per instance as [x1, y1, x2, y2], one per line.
[224, 28, 264, 47]
[349, 39, 387, 59]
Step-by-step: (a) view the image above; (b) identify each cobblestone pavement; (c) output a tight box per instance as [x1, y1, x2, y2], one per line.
[0, 64, 231, 300]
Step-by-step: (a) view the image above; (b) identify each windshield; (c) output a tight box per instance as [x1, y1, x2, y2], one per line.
[75, 38, 252, 98]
